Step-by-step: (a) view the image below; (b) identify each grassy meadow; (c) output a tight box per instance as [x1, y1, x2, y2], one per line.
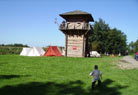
[0, 55, 138, 95]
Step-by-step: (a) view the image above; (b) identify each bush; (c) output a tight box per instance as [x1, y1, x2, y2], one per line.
[0, 47, 23, 55]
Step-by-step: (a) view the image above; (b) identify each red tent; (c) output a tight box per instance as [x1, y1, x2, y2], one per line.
[44, 46, 62, 56]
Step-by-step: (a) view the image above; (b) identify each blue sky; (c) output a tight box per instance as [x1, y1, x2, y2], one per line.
[0, 0, 138, 47]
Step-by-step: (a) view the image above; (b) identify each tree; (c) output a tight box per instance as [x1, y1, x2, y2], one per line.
[107, 28, 126, 54]
[134, 40, 138, 52]
[89, 18, 127, 54]
[89, 18, 110, 53]
[128, 41, 135, 53]
[128, 40, 138, 53]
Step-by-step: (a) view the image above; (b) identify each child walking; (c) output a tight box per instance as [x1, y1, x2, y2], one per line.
[88, 65, 102, 89]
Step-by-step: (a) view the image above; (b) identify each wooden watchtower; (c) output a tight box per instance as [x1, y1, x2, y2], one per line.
[59, 10, 94, 57]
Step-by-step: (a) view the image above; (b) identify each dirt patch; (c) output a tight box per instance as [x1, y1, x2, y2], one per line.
[118, 56, 138, 69]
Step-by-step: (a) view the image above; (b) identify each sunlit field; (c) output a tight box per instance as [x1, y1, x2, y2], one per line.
[0, 55, 138, 95]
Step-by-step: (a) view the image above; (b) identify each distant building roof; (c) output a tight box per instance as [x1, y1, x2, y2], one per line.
[60, 10, 94, 21]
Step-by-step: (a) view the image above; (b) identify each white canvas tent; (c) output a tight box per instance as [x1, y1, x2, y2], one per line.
[20, 48, 32, 56]
[90, 51, 101, 57]
[58, 47, 65, 56]
[27, 47, 45, 56]
[62, 49, 65, 56]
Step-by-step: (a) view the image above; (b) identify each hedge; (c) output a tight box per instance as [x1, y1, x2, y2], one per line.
[0, 47, 23, 55]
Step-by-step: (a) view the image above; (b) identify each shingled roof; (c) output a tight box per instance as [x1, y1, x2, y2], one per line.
[60, 10, 94, 21]
[60, 10, 91, 15]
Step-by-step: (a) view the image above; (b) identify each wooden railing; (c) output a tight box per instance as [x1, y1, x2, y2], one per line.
[59, 22, 91, 30]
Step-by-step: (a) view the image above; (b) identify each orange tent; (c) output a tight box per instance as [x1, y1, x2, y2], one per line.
[44, 46, 62, 56]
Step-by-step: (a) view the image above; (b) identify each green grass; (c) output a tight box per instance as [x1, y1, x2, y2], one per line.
[0, 55, 138, 95]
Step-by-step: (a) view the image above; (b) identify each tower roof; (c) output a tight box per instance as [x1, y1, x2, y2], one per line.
[60, 10, 94, 21]
[60, 10, 91, 15]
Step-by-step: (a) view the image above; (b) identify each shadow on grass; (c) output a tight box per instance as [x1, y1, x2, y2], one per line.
[88, 79, 128, 95]
[0, 62, 9, 66]
[0, 79, 127, 95]
[0, 75, 30, 80]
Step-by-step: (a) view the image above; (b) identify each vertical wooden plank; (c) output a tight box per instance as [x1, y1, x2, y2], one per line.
[85, 35, 88, 57]
[65, 34, 68, 56]
[82, 35, 84, 57]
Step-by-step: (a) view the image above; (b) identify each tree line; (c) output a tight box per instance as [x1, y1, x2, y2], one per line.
[0, 43, 29, 55]
[88, 18, 127, 55]
[0, 43, 29, 47]
[128, 40, 138, 54]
